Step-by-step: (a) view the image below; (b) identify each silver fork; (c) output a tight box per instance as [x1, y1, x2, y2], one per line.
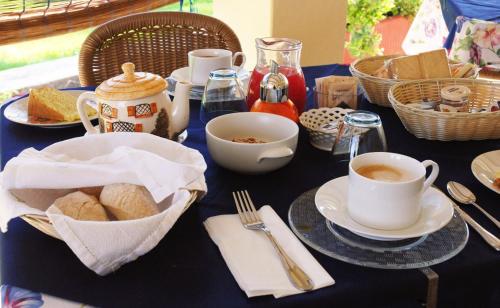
[232, 190, 314, 291]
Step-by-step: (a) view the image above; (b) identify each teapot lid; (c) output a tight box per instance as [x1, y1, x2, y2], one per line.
[96, 62, 167, 100]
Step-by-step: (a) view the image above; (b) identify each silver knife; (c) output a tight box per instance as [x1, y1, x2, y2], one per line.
[453, 202, 500, 251]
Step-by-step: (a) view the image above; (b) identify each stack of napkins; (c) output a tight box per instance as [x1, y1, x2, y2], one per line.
[204, 206, 334, 298]
[0, 133, 207, 275]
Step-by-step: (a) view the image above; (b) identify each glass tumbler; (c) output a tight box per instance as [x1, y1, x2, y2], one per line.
[200, 69, 247, 124]
[331, 110, 387, 162]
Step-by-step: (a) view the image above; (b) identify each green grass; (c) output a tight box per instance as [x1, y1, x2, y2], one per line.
[0, 29, 93, 71]
[0, 0, 213, 72]
[157, 0, 213, 15]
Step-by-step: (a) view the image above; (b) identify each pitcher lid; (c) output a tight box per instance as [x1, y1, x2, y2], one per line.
[96, 62, 167, 100]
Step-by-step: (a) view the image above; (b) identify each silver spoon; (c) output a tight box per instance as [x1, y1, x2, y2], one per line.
[447, 181, 500, 229]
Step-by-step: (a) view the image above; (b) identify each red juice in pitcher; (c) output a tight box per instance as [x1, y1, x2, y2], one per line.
[247, 66, 306, 113]
[247, 38, 307, 113]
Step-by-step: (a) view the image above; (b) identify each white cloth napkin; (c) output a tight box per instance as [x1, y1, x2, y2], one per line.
[204, 206, 334, 298]
[0, 132, 207, 275]
[2, 133, 207, 203]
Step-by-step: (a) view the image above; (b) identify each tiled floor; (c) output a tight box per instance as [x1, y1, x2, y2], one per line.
[0, 56, 80, 95]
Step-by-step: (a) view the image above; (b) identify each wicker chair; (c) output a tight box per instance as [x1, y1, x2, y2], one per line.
[79, 12, 242, 86]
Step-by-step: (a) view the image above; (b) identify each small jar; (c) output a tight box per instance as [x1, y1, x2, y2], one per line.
[440, 85, 470, 112]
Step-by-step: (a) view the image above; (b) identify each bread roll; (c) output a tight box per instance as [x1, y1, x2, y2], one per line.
[78, 186, 104, 198]
[51, 191, 109, 221]
[99, 184, 159, 220]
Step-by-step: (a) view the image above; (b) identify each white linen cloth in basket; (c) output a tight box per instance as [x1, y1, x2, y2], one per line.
[0, 133, 207, 275]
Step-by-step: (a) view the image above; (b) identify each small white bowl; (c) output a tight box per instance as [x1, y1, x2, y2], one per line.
[205, 112, 299, 174]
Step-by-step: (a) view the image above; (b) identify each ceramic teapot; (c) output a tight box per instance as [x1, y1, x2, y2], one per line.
[77, 62, 191, 140]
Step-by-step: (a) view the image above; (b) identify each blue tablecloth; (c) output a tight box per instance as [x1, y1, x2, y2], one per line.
[440, 0, 500, 48]
[1, 65, 499, 307]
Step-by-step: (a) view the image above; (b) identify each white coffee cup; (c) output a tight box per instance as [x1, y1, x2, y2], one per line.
[188, 49, 245, 85]
[347, 152, 439, 230]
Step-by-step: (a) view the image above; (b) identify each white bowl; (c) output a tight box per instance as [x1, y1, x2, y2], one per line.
[205, 112, 299, 174]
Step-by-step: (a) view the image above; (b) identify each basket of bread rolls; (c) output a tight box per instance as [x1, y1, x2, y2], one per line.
[0, 133, 206, 275]
[388, 78, 500, 141]
[349, 49, 479, 107]
[21, 184, 198, 240]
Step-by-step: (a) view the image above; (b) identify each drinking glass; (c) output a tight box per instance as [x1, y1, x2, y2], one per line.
[331, 110, 387, 162]
[200, 69, 247, 124]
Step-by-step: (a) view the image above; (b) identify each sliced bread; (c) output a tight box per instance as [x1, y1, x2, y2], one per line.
[28, 87, 96, 121]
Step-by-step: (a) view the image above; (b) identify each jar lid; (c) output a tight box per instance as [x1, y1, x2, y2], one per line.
[440, 85, 470, 101]
[95, 62, 167, 100]
[260, 60, 289, 103]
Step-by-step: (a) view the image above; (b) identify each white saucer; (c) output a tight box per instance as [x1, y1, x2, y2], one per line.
[167, 66, 250, 100]
[315, 176, 454, 241]
[169, 66, 250, 87]
[471, 150, 500, 194]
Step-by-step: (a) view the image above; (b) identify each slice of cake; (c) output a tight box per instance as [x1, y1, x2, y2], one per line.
[28, 87, 96, 122]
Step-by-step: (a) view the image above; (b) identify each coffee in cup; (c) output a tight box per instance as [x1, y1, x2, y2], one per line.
[355, 164, 414, 182]
[188, 49, 245, 85]
[347, 152, 439, 230]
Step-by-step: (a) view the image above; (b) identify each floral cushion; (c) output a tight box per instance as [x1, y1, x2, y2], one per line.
[449, 17, 500, 67]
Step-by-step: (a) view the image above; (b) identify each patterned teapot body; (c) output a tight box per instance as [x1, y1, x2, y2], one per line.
[77, 62, 191, 140]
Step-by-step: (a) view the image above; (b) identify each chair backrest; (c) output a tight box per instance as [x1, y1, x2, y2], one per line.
[79, 12, 242, 86]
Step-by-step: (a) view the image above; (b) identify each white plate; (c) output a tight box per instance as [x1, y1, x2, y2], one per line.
[3, 89, 97, 128]
[315, 176, 454, 240]
[471, 150, 500, 194]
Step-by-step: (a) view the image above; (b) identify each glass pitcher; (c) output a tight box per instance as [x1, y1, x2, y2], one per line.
[246, 38, 307, 113]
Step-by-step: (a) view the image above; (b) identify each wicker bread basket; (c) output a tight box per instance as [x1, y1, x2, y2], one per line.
[21, 191, 198, 240]
[22, 214, 60, 239]
[349, 55, 479, 108]
[388, 78, 500, 141]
